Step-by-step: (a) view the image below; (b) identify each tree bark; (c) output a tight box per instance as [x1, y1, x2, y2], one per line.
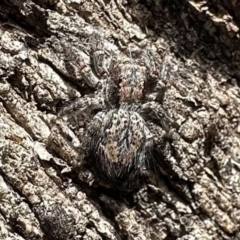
[0, 0, 239, 239]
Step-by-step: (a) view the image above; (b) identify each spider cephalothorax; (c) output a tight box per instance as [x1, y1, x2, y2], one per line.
[88, 108, 153, 189]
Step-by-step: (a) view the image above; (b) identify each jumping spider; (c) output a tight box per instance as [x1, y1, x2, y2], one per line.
[58, 37, 170, 191]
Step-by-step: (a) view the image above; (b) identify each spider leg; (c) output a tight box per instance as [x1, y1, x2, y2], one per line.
[58, 96, 105, 126]
[141, 101, 174, 131]
[48, 96, 105, 170]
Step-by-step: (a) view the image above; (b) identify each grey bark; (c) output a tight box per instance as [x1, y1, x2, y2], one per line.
[0, 0, 239, 239]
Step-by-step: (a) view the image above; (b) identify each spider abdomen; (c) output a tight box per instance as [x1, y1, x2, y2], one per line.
[89, 109, 152, 188]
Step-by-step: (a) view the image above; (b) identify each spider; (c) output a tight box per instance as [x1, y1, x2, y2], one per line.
[57, 33, 170, 191]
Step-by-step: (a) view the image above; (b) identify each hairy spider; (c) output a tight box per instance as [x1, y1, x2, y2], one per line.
[58, 33, 170, 191]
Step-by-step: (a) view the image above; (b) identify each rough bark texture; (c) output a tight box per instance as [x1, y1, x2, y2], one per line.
[0, 0, 240, 240]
